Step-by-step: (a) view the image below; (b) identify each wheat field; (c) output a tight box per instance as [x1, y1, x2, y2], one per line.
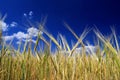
[0, 15, 120, 80]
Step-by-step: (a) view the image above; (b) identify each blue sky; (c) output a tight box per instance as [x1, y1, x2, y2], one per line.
[0, 0, 120, 49]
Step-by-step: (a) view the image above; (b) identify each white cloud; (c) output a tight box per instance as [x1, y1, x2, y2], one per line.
[23, 13, 27, 17]
[4, 31, 28, 42]
[10, 22, 17, 27]
[4, 35, 15, 41]
[23, 11, 34, 19]
[27, 27, 43, 38]
[14, 31, 28, 40]
[4, 27, 43, 44]
[22, 39, 36, 44]
[0, 20, 8, 31]
[75, 45, 96, 54]
[60, 45, 97, 56]
[29, 11, 33, 16]
[27, 27, 39, 37]
[16, 41, 21, 44]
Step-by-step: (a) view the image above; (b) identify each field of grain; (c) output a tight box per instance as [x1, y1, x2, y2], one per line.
[0, 16, 120, 80]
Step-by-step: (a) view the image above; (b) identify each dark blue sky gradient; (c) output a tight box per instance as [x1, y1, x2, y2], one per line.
[0, 0, 120, 45]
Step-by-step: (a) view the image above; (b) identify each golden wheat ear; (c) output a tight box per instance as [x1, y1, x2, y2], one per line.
[0, 14, 7, 21]
[64, 22, 91, 56]
[0, 14, 7, 46]
[94, 28, 117, 55]
[110, 27, 119, 52]
[59, 34, 71, 53]
[43, 30, 62, 50]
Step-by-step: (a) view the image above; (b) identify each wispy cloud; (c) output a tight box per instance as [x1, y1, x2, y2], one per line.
[4, 31, 28, 41]
[0, 20, 17, 32]
[75, 45, 96, 54]
[10, 22, 18, 27]
[27, 27, 39, 37]
[16, 39, 36, 45]
[23, 11, 34, 19]
[0, 20, 8, 31]
[4, 27, 42, 44]
[29, 11, 33, 16]
[23, 13, 27, 17]
[14, 31, 28, 40]
[2, 11, 43, 45]
[22, 39, 36, 44]
[4, 35, 15, 41]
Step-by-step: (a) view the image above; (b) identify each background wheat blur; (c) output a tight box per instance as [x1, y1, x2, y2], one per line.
[0, 15, 120, 80]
